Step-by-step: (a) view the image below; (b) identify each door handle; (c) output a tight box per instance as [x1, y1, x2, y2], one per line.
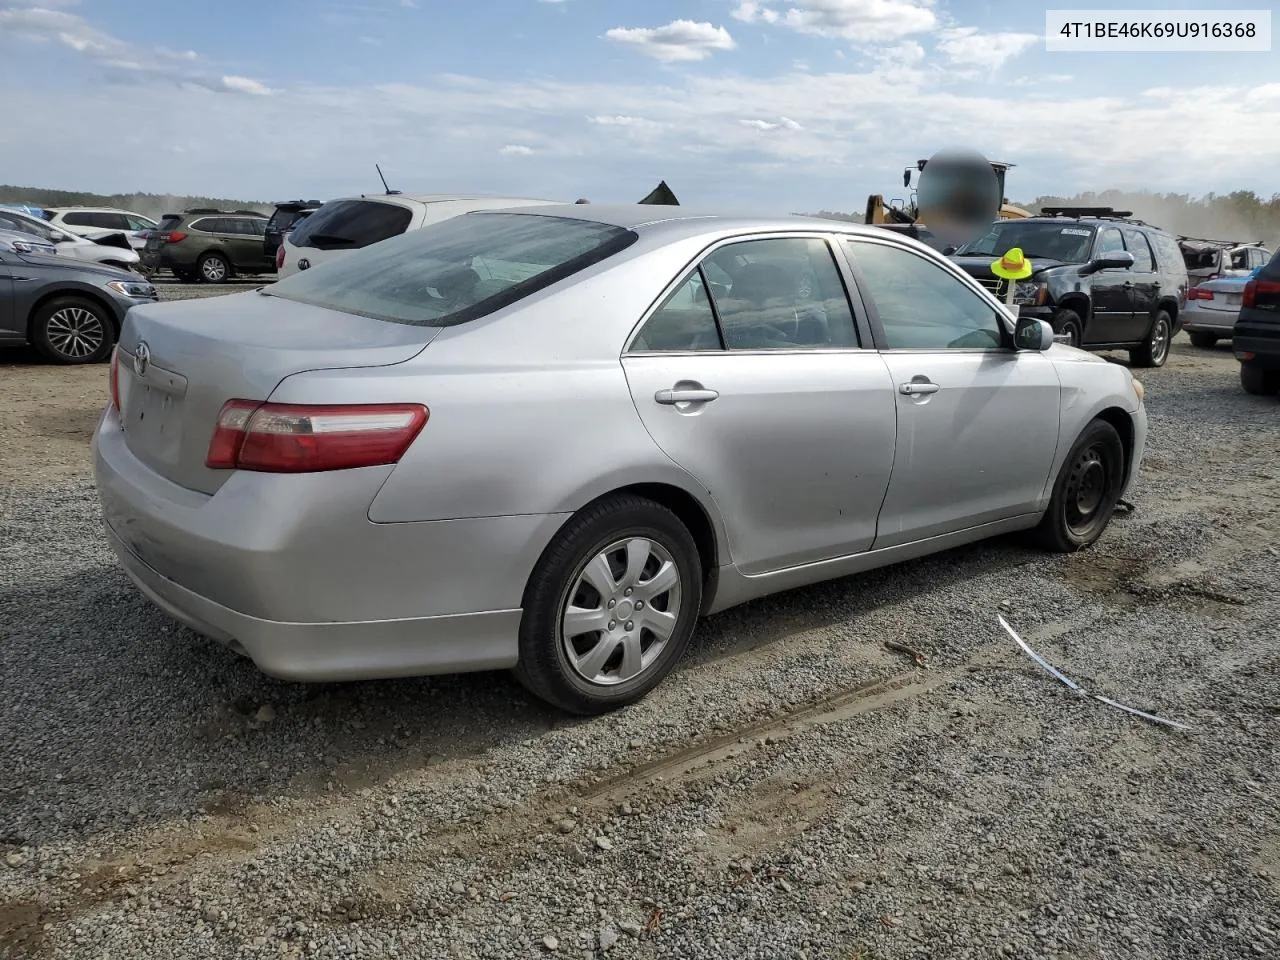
[899, 381, 939, 396]
[1122, 281, 1134, 288]
[655, 387, 719, 405]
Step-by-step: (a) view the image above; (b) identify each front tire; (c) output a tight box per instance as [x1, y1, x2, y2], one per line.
[1130, 310, 1172, 368]
[514, 494, 703, 715]
[1240, 363, 1280, 396]
[29, 296, 115, 365]
[1034, 419, 1126, 552]
[198, 252, 231, 284]
[1188, 331, 1218, 349]
[1051, 308, 1084, 348]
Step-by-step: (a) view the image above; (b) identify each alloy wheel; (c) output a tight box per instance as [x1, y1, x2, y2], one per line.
[44, 306, 106, 360]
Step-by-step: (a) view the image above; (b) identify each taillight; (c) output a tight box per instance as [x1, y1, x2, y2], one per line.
[205, 401, 428, 472]
[276, 245, 286, 270]
[162, 231, 188, 244]
[1243, 279, 1280, 309]
[109, 347, 122, 414]
[1188, 287, 1213, 301]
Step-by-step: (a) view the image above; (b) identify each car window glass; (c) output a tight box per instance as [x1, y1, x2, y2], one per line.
[63, 212, 94, 227]
[631, 270, 723, 352]
[700, 237, 858, 350]
[1097, 228, 1126, 256]
[236, 218, 266, 237]
[188, 218, 215, 233]
[845, 239, 1005, 350]
[126, 215, 154, 231]
[1123, 229, 1154, 270]
[288, 200, 413, 250]
[0, 212, 58, 242]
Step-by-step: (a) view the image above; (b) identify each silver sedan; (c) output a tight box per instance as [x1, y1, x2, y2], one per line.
[92, 205, 1148, 714]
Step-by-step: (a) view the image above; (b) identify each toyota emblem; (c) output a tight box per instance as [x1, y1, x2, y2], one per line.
[298, 258, 310, 271]
[133, 341, 151, 378]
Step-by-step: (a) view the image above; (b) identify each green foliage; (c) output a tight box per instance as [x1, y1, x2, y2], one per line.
[0, 184, 271, 220]
[1024, 189, 1280, 244]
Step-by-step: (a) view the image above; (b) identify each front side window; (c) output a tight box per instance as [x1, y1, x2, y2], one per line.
[845, 239, 1005, 350]
[1122, 229, 1154, 271]
[1097, 228, 1126, 257]
[267, 212, 637, 328]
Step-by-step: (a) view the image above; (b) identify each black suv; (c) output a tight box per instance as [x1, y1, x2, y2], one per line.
[264, 200, 321, 270]
[949, 207, 1189, 367]
[140, 209, 271, 283]
[1232, 248, 1280, 395]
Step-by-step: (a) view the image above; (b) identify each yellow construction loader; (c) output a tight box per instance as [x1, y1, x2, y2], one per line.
[864, 159, 1031, 227]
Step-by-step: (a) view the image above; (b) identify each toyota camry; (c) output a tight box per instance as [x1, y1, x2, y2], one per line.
[93, 205, 1147, 714]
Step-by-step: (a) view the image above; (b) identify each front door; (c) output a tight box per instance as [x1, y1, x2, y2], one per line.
[0, 258, 16, 338]
[841, 236, 1062, 548]
[1085, 226, 1136, 345]
[1122, 227, 1161, 340]
[622, 235, 897, 575]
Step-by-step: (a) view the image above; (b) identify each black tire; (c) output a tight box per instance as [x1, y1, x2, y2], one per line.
[198, 252, 231, 284]
[173, 267, 197, 282]
[1240, 363, 1280, 396]
[29, 296, 116, 365]
[1051, 308, 1084, 348]
[1130, 310, 1173, 368]
[1188, 331, 1218, 349]
[1034, 419, 1126, 552]
[514, 494, 703, 715]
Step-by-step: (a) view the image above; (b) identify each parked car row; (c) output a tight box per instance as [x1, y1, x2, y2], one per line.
[0, 206, 142, 271]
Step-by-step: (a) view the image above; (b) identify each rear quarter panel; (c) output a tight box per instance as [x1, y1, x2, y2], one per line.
[266, 237, 732, 537]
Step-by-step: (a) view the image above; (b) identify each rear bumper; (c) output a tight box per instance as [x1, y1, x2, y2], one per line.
[92, 409, 570, 681]
[1181, 305, 1238, 334]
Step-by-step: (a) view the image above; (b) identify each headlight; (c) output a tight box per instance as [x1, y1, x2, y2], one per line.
[1014, 281, 1048, 305]
[1131, 378, 1145, 402]
[106, 279, 157, 299]
[7, 239, 55, 255]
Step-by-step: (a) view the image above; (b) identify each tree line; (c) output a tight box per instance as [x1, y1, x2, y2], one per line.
[0, 185, 271, 221]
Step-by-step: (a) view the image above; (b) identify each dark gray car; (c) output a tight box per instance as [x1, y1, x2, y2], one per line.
[0, 235, 158, 363]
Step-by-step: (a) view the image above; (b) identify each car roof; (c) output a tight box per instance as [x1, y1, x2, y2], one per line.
[465, 203, 911, 242]
[340, 193, 562, 205]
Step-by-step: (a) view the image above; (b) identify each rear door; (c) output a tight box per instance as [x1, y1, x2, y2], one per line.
[0, 255, 15, 338]
[1085, 226, 1135, 344]
[841, 235, 1061, 548]
[621, 234, 897, 575]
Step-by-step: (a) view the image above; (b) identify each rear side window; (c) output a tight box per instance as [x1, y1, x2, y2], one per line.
[62, 212, 99, 227]
[288, 200, 412, 250]
[268, 213, 636, 328]
[188, 217, 221, 233]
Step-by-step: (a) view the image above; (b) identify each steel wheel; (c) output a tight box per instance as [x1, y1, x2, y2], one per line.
[559, 537, 682, 686]
[45, 305, 106, 360]
[200, 254, 229, 283]
[1063, 444, 1110, 537]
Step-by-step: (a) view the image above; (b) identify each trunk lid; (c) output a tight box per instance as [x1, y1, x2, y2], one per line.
[115, 291, 437, 494]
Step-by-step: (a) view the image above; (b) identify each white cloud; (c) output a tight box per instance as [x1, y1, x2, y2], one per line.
[741, 116, 803, 131]
[222, 75, 273, 96]
[499, 144, 535, 155]
[605, 20, 736, 62]
[936, 27, 1038, 71]
[588, 114, 661, 127]
[733, 0, 936, 42]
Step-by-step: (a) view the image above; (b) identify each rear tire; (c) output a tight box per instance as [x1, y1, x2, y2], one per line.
[1240, 363, 1280, 396]
[1130, 310, 1172, 368]
[1051, 308, 1084, 348]
[29, 296, 115, 365]
[198, 252, 231, 284]
[1189, 331, 1218, 349]
[514, 494, 702, 715]
[1034, 419, 1126, 552]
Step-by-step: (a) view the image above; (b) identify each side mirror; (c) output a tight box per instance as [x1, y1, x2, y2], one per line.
[1014, 316, 1055, 351]
[942, 245, 957, 256]
[1082, 251, 1135, 274]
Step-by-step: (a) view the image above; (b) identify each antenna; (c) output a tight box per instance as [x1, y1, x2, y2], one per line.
[376, 163, 401, 195]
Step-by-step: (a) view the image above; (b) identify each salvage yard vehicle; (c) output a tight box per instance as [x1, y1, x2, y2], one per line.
[1232, 248, 1280, 395]
[93, 205, 1146, 715]
[0, 206, 142, 272]
[949, 206, 1188, 366]
[141, 208, 271, 283]
[1180, 236, 1270, 285]
[1182, 270, 1260, 348]
[264, 199, 322, 271]
[42, 207, 158, 251]
[276, 193, 560, 278]
[0, 234, 156, 363]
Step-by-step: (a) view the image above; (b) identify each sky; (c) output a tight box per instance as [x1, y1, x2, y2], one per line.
[1, 0, 1278, 212]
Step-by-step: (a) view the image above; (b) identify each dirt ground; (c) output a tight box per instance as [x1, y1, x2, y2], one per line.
[1, 323, 1277, 960]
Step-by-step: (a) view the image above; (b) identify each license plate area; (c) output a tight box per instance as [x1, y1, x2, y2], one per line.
[1226, 294, 1242, 306]
[120, 361, 189, 466]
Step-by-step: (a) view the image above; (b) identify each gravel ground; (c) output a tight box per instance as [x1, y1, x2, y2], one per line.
[1, 301, 1277, 959]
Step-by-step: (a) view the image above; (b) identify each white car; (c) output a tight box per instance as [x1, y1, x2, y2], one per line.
[276, 193, 561, 278]
[43, 207, 158, 252]
[0, 207, 140, 271]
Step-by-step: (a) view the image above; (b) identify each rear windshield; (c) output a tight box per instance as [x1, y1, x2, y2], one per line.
[266, 207, 298, 232]
[157, 215, 183, 231]
[288, 199, 412, 250]
[266, 212, 637, 328]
